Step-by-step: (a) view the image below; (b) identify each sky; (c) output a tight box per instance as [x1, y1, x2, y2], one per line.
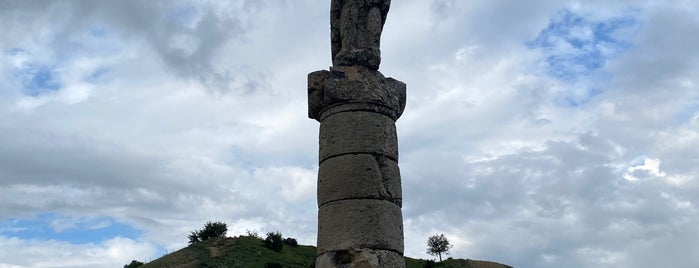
[0, 0, 698, 267]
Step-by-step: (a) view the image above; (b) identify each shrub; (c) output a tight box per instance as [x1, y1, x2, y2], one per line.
[188, 231, 200, 244]
[423, 259, 437, 268]
[245, 229, 260, 239]
[188, 221, 228, 244]
[264, 231, 284, 252]
[199, 221, 228, 240]
[283, 237, 298, 247]
[264, 262, 283, 268]
[124, 260, 144, 268]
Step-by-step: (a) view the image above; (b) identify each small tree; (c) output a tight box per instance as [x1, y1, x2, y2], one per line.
[426, 233, 452, 262]
[264, 231, 284, 252]
[188, 221, 228, 244]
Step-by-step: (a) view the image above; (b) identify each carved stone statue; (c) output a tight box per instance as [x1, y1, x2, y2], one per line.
[331, 0, 391, 70]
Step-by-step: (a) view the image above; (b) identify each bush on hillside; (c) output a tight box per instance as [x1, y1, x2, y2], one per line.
[124, 260, 144, 268]
[283, 237, 298, 247]
[188, 221, 228, 244]
[264, 262, 283, 268]
[423, 259, 437, 268]
[245, 229, 261, 239]
[264, 231, 284, 252]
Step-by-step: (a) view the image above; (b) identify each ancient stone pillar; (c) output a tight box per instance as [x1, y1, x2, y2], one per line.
[308, 1, 406, 267]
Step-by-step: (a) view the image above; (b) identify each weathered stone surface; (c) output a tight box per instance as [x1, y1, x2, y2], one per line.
[308, 66, 406, 121]
[317, 199, 403, 254]
[323, 67, 405, 114]
[316, 248, 405, 268]
[312, 2, 405, 267]
[331, 0, 391, 70]
[308, 70, 330, 119]
[318, 154, 401, 207]
[375, 155, 401, 204]
[319, 111, 398, 161]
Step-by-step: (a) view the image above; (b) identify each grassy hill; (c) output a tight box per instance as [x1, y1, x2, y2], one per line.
[137, 236, 511, 268]
[405, 257, 513, 268]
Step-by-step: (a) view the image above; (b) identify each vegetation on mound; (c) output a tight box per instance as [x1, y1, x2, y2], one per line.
[139, 235, 316, 268]
[407, 257, 513, 268]
[264, 231, 284, 252]
[134, 235, 512, 268]
[188, 221, 228, 244]
[131, 228, 511, 268]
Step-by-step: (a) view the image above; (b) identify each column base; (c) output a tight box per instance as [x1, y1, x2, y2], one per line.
[316, 249, 404, 268]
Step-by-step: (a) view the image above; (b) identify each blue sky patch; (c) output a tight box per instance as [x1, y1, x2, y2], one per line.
[555, 87, 603, 107]
[0, 213, 142, 244]
[88, 26, 109, 38]
[19, 64, 62, 97]
[527, 9, 638, 83]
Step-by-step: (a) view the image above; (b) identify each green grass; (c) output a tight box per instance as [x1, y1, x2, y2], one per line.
[140, 236, 316, 268]
[405, 257, 513, 268]
[137, 236, 510, 268]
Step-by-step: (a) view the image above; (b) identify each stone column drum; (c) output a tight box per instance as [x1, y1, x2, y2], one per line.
[308, 68, 406, 267]
[308, 1, 405, 267]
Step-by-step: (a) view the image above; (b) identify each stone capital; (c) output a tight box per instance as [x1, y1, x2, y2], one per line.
[308, 66, 406, 121]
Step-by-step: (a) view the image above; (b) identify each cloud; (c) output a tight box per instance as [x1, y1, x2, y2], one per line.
[388, 1, 699, 267]
[623, 158, 666, 181]
[403, 133, 698, 267]
[0, 0, 267, 94]
[0, 1, 698, 268]
[0, 236, 158, 268]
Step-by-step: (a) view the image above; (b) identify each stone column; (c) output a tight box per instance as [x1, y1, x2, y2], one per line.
[308, 65, 406, 268]
[308, 2, 405, 266]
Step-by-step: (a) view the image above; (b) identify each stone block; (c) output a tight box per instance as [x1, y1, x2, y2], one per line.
[307, 66, 406, 121]
[324, 66, 406, 119]
[318, 154, 401, 207]
[308, 70, 330, 119]
[316, 248, 405, 268]
[319, 111, 398, 161]
[317, 199, 403, 254]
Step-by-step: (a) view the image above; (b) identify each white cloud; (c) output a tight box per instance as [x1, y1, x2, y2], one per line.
[0, 0, 698, 267]
[623, 158, 666, 181]
[0, 236, 157, 268]
[254, 166, 316, 202]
